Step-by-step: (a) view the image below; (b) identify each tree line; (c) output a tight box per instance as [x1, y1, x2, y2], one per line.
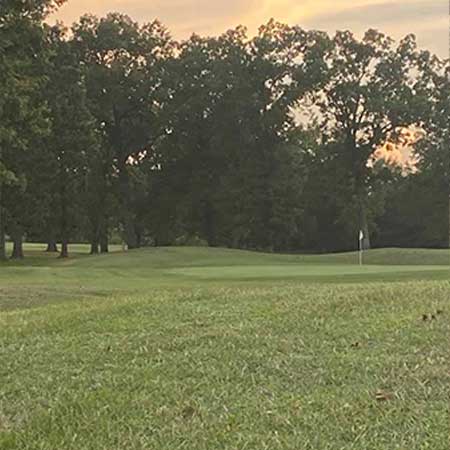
[1, 0, 449, 259]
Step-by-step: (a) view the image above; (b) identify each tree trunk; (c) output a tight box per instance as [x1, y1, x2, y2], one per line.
[359, 202, 371, 250]
[46, 239, 58, 253]
[135, 225, 142, 248]
[448, 193, 450, 248]
[123, 211, 137, 249]
[90, 240, 99, 255]
[114, 112, 137, 249]
[60, 240, 69, 258]
[353, 143, 371, 250]
[99, 219, 109, 253]
[88, 211, 100, 255]
[100, 233, 109, 253]
[10, 231, 24, 259]
[59, 183, 69, 259]
[118, 160, 138, 249]
[0, 226, 5, 261]
[0, 181, 5, 261]
[204, 200, 215, 246]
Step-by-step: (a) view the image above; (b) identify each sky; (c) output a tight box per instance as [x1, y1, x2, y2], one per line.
[52, 0, 448, 57]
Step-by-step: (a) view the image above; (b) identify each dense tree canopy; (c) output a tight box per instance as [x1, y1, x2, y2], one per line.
[0, 0, 65, 258]
[0, 2, 448, 259]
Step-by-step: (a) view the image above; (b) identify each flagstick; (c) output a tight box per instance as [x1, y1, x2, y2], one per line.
[359, 231, 363, 266]
[359, 239, 362, 266]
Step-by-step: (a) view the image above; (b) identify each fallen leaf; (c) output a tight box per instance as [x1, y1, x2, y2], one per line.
[375, 390, 393, 402]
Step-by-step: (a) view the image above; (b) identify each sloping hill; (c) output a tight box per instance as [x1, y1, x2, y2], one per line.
[67, 246, 450, 269]
[1, 247, 447, 312]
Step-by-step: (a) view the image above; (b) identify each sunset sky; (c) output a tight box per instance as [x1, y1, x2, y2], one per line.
[52, 0, 448, 57]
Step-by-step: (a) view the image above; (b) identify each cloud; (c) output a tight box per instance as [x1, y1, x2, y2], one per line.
[305, 0, 444, 28]
[301, 0, 447, 56]
[54, 0, 260, 35]
[51, 0, 447, 55]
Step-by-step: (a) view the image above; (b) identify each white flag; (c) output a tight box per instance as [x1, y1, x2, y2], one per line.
[359, 230, 364, 241]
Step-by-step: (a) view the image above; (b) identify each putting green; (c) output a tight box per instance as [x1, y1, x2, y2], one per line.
[168, 264, 450, 280]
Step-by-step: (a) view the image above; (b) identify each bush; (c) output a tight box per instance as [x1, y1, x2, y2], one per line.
[173, 235, 209, 247]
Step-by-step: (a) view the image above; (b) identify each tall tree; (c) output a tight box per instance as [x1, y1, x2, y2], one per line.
[415, 58, 450, 246]
[0, 0, 64, 259]
[44, 25, 99, 258]
[157, 22, 329, 249]
[72, 14, 174, 249]
[315, 30, 432, 249]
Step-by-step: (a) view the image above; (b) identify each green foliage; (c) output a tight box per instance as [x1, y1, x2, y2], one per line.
[41, 25, 100, 257]
[0, 163, 18, 186]
[72, 13, 174, 249]
[173, 234, 209, 247]
[311, 30, 436, 249]
[0, 0, 62, 259]
[154, 24, 329, 250]
[1, 11, 448, 257]
[0, 0, 66, 21]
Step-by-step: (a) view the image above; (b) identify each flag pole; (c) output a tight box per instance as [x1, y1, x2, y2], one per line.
[359, 230, 363, 266]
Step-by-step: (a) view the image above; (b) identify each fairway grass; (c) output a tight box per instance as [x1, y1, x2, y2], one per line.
[1, 246, 449, 449]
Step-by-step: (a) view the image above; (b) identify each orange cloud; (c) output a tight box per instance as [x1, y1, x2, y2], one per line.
[49, 0, 446, 57]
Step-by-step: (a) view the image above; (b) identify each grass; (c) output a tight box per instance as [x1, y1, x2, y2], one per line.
[1, 245, 449, 449]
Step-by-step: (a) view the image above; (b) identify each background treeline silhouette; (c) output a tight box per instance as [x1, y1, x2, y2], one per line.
[1, 0, 449, 259]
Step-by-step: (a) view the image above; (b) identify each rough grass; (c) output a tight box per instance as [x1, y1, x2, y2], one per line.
[0, 245, 449, 449]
